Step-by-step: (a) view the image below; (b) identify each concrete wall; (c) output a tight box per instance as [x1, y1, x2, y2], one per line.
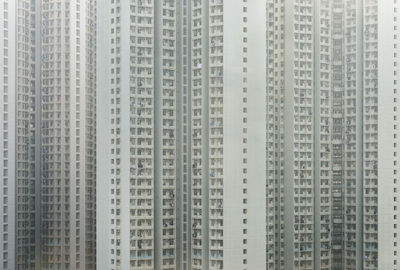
[96, 0, 112, 268]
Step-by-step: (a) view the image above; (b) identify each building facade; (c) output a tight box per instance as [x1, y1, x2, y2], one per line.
[0, 0, 41, 269]
[4, 0, 400, 270]
[40, 0, 96, 269]
[266, 0, 400, 269]
[0, 0, 96, 269]
[97, 1, 400, 270]
[97, 0, 267, 269]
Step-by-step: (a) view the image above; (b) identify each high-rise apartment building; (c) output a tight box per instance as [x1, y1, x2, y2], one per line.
[0, 0, 41, 269]
[97, 0, 267, 269]
[266, 0, 400, 269]
[187, 0, 266, 269]
[4, 0, 400, 270]
[0, 0, 96, 269]
[40, 0, 96, 269]
[97, 0, 400, 270]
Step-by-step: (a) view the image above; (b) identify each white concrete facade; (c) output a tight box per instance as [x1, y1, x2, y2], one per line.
[97, 0, 267, 269]
[266, 1, 400, 270]
[0, 0, 40, 268]
[0, 0, 96, 269]
[0, 0, 17, 269]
